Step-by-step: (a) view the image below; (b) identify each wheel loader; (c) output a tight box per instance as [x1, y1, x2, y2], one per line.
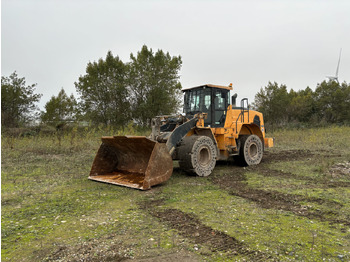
[89, 84, 274, 190]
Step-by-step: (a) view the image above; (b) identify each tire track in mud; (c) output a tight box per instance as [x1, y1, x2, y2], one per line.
[217, 178, 347, 225]
[212, 150, 350, 226]
[259, 150, 350, 188]
[249, 165, 350, 189]
[262, 149, 342, 163]
[139, 199, 275, 261]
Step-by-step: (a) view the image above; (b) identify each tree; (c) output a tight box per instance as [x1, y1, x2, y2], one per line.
[253, 80, 350, 127]
[41, 88, 77, 125]
[253, 82, 291, 127]
[75, 51, 130, 127]
[129, 45, 182, 126]
[1, 71, 42, 127]
[289, 87, 315, 123]
[313, 80, 350, 124]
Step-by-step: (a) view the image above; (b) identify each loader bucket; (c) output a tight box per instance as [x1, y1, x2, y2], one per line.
[89, 136, 173, 190]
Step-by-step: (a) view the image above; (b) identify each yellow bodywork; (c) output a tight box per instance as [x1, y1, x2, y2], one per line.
[188, 105, 274, 161]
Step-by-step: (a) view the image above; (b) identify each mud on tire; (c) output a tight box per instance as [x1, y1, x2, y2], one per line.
[178, 136, 217, 177]
[238, 135, 263, 166]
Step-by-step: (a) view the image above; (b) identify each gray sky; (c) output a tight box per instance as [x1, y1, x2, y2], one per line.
[2, 0, 349, 110]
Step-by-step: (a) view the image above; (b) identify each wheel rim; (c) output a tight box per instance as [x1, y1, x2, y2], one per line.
[248, 143, 258, 159]
[198, 147, 211, 167]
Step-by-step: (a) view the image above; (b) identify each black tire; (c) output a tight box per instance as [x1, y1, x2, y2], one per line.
[178, 136, 217, 176]
[238, 135, 263, 166]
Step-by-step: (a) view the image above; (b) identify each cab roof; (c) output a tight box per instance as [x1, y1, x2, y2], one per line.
[182, 84, 233, 92]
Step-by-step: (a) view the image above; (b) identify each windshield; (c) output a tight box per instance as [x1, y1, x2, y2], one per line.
[184, 88, 211, 114]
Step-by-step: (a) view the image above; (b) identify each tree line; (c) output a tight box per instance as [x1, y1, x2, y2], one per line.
[2, 45, 350, 130]
[1, 45, 182, 129]
[253, 81, 350, 128]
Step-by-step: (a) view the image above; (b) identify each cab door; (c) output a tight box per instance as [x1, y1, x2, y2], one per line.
[212, 89, 229, 127]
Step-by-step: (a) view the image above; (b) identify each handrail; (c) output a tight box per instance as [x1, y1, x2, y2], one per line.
[235, 112, 242, 134]
[235, 98, 250, 134]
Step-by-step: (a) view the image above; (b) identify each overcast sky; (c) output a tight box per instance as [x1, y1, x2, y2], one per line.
[2, 0, 349, 109]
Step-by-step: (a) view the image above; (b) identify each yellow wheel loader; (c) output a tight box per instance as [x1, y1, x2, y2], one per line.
[89, 84, 274, 190]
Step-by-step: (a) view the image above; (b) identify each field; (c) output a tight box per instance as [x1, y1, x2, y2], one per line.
[2, 126, 350, 261]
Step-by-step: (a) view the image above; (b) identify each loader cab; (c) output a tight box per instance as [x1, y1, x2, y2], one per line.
[183, 84, 232, 127]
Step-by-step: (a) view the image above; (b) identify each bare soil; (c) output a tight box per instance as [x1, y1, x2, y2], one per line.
[124, 250, 201, 262]
[43, 239, 126, 262]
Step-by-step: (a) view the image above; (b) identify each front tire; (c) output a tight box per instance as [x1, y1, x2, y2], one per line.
[178, 136, 217, 176]
[239, 135, 263, 166]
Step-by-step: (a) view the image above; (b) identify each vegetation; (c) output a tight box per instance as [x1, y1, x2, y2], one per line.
[2, 126, 350, 261]
[40, 88, 78, 126]
[1, 72, 42, 128]
[75, 45, 182, 127]
[75, 51, 130, 127]
[129, 45, 182, 126]
[254, 80, 350, 128]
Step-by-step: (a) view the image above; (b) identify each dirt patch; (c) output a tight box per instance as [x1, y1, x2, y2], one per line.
[213, 172, 341, 206]
[124, 250, 201, 262]
[262, 149, 314, 163]
[261, 149, 342, 164]
[230, 183, 345, 223]
[329, 161, 350, 178]
[247, 164, 350, 189]
[43, 239, 126, 262]
[140, 200, 274, 261]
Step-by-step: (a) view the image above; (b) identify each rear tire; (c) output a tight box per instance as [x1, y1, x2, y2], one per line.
[238, 135, 263, 166]
[178, 136, 217, 176]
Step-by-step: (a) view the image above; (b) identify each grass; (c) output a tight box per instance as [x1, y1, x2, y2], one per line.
[2, 126, 350, 261]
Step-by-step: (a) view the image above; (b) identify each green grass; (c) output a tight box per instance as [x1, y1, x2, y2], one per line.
[270, 126, 350, 153]
[161, 174, 350, 261]
[2, 126, 350, 261]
